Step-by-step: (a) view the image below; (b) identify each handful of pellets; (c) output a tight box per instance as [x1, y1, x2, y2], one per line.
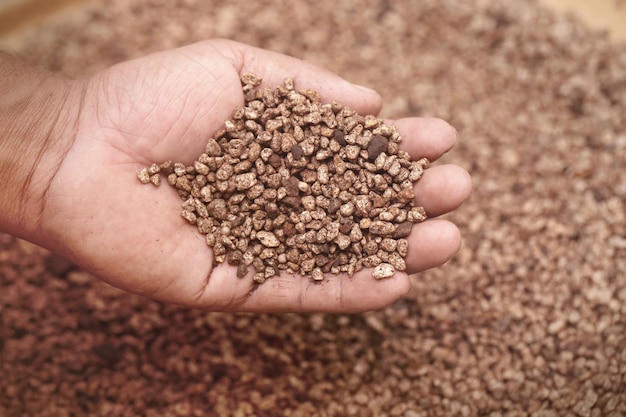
[138, 74, 429, 284]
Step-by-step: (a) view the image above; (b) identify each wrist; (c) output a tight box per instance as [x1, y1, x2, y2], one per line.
[0, 53, 83, 243]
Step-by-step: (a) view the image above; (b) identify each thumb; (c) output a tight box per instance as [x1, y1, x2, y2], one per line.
[211, 39, 383, 116]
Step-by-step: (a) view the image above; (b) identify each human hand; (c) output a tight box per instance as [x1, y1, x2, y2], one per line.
[23, 40, 472, 312]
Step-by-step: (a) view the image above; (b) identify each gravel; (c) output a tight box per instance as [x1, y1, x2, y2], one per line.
[139, 74, 427, 283]
[1, 0, 625, 416]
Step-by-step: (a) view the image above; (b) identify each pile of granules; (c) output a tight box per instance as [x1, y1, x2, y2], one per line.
[138, 74, 428, 283]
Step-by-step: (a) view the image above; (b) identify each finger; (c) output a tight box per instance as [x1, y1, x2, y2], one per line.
[236, 269, 411, 313]
[405, 219, 462, 273]
[414, 164, 473, 217]
[393, 117, 458, 161]
[216, 39, 383, 116]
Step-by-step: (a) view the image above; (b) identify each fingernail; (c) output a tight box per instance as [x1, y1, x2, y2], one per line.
[350, 82, 378, 95]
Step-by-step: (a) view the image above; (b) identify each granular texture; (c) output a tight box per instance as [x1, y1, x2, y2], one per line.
[138, 74, 427, 283]
[2, 1, 626, 416]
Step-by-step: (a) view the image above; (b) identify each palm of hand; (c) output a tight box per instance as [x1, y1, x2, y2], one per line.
[43, 41, 469, 312]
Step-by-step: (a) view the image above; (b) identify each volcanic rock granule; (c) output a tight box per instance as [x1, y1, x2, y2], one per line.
[138, 74, 428, 283]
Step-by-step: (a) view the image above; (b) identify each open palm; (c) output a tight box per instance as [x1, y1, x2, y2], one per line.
[40, 40, 471, 312]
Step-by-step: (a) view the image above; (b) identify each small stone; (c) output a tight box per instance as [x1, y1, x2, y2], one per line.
[149, 173, 161, 186]
[291, 144, 304, 160]
[301, 195, 316, 211]
[181, 210, 197, 224]
[393, 222, 413, 238]
[335, 234, 352, 250]
[311, 267, 324, 281]
[194, 161, 209, 175]
[373, 263, 395, 279]
[148, 163, 161, 175]
[235, 173, 257, 190]
[407, 206, 427, 222]
[137, 168, 151, 184]
[370, 220, 396, 236]
[396, 187, 415, 203]
[345, 144, 360, 159]
[256, 231, 280, 248]
[367, 135, 389, 160]
[333, 129, 347, 145]
[253, 273, 266, 284]
[205, 138, 222, 156]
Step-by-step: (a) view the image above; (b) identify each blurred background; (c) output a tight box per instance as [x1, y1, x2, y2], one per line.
[540, 0, 626, 40]
[2, 0, 625, 42]
[1, 0, 626, 41]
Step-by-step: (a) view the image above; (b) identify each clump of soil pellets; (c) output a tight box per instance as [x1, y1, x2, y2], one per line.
[138, 74, 429, 284]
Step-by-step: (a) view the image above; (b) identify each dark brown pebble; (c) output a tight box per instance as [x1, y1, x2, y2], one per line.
[291, 144, 304, 160]
[285, 176, 300, 197]
[328, 198, 342, 214]
[339, 220, 354, 235]
[268, 153, 282, 168]
[237, 263, 248, 278]
[392, 221, 413, 238]
[227, 250, 243, 265]
[282, 196, 301, 208]
[367, 135, 389, 160]
[333, 129, 347, 146]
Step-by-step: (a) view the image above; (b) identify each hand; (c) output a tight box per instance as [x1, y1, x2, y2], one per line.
[30, 40, 472, 312]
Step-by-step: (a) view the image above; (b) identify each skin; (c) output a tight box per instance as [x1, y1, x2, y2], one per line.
[0, 39, 472, 312]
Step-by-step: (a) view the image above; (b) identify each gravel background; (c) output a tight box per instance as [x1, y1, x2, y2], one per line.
[1, 0, 625, 416]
